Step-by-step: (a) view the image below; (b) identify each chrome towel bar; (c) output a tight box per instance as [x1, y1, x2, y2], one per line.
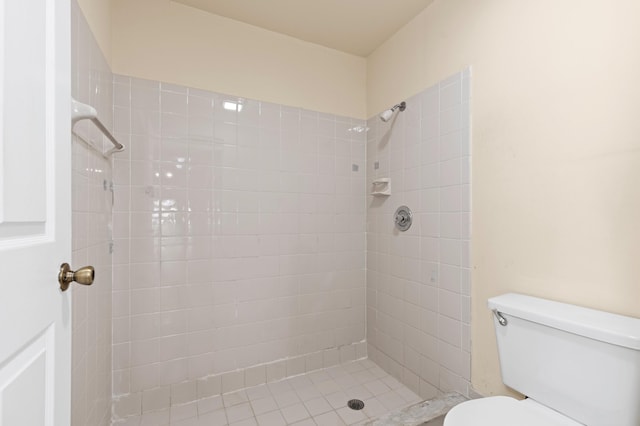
[71, 98, 124, 154]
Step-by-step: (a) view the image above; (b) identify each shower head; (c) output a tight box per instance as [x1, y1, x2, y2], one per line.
[379, 101, 406, 122]
[379, 109, 394, 122]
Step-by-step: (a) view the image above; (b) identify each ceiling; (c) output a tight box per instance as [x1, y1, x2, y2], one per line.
[173, 0, 435, 57]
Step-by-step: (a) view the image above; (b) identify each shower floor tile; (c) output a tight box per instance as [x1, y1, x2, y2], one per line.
[112, 359, 422, 426]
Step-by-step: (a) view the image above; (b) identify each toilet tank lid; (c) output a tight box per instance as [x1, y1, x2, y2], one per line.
[488, 293, 640, 350]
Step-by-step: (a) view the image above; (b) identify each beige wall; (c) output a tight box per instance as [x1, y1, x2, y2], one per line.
[76, 0, 111, 64]
[110, 0, 367, 118]
[367, 0, 640, 396]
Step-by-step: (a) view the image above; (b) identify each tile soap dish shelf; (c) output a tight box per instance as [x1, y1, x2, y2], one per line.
[371, 178, 391, 196]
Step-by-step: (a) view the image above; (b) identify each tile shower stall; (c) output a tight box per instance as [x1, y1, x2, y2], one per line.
[110, 76, 369, 412]
[70, 3, 471, 425]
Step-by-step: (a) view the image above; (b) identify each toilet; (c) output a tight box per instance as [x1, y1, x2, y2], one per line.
[444, 293, 640, 426]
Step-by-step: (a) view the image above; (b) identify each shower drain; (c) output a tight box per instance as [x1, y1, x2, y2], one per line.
[347, 399, 365, 410]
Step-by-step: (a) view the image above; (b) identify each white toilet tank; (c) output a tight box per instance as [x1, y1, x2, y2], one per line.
[488, 293, 640, 426]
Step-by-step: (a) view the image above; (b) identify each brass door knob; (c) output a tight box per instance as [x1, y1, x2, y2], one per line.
[58, 263, 95, 291]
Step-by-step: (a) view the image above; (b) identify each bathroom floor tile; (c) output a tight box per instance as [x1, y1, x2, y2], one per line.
[251, 396, 279, 416]
[226, 402, 254, 423]
[111, 358, 422, 426]
[273, 389, 301, 408]
[303, 396, 332, 416]
[280, 402, 310, 423]
[336, 405, 367, 425]
[255, 410, 287, 426]
[196, 408, 227, 424]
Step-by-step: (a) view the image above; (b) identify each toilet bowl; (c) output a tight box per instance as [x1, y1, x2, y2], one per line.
[443, 293, 640, 426]
[444, 396, 582, 426]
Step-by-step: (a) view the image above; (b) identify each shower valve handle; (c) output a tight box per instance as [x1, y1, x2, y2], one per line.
[394, 206, 413, 232]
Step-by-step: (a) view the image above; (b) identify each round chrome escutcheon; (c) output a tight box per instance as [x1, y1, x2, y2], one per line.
[394, 205, 413, 231]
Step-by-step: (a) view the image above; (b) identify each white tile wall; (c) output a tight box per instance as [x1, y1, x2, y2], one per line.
[111, 77, 368, 417]
[71, 2, 114, 425]
[366, 68, 472, 399]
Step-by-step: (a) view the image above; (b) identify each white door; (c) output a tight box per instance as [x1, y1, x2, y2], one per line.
[0, 0, 72, 425]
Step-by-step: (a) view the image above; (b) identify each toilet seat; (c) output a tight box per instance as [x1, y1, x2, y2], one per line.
[444, 396, 583, 426]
